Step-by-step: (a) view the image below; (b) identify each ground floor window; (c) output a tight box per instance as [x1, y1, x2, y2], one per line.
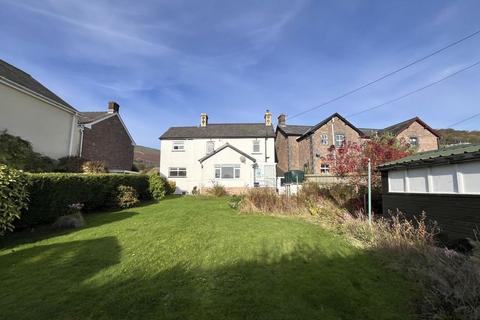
[320, 164, 330, 174]
[215, 164, 240, 179]
[169, 167, 187, 177]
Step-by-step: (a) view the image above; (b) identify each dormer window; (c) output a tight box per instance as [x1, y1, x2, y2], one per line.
[252, 140, 261, 153]
[172, 141, 185, 152]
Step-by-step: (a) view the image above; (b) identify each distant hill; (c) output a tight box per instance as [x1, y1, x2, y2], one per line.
[437, 129, 480, 146]
[134, 145, 160, 170]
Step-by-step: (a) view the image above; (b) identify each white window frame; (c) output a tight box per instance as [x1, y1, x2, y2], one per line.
[215, 164, 240, 179]
[335, 134, 345, 147]
[206, 141, 215, 155]
[320, 163, 330, 174]
[169, 167, 187, 178]
[172, 141, 185, 152]
[409, 137, 418, 147]
[320, 134, 328, 145]
[252, 140, 261, 153]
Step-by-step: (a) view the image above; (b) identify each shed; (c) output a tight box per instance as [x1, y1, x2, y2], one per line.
[378, 144, 480, 240]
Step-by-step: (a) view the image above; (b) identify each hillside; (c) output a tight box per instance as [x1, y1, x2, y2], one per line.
[437, 129, 480, 146]
[134, 145, 160, 170]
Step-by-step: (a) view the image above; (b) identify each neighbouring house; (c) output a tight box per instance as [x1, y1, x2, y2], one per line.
[275, 113, 440, 175]
[360, 116, 440, 152]
[379, 144, 480, 240]
[160, 111, 276, 194]
[78, 102, 135, 171]
[0, 59, 80, 159]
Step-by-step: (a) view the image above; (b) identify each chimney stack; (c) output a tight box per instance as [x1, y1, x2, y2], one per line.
[108, 101, 120, 113]
[277, 113, 286, 127]
[264, 109, 272, 126]
[200, 113, 208, 127]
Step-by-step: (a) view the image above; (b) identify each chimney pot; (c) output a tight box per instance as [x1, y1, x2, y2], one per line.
[278, 113, 286, 127]
[264, 109, 272, 126]
[200, 113, 208, 127]
[108, 101, 120, 113]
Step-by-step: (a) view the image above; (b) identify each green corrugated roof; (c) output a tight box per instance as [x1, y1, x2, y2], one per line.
[379, 144, 480, 170]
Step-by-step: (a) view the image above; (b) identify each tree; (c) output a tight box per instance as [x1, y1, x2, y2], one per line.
[323, 135, 413, 188]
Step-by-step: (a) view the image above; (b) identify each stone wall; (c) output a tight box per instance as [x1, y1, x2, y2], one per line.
[396, 121, 438, 152]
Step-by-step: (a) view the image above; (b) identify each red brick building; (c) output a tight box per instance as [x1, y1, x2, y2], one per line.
[275, 113, 439, 175]
[78, 102, 135, 171]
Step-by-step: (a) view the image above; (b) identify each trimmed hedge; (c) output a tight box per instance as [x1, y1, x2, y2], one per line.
[21, 173, 150, 226]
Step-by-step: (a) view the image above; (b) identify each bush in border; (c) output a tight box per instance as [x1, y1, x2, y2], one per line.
[0, 164, 30, 235]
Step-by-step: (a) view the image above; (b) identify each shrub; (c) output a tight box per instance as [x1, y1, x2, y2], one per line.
[56, 156, 87, 173]
[148, 174, 167, 200]
[206, 183, 227, 197]
[82, 161, 108, 173]
[166, 180, 176, 195]
[22, 173, 150, 226]
[0, 130, 56, 172]
[115, 185, 140, 209]
[0, 165, 30, 235]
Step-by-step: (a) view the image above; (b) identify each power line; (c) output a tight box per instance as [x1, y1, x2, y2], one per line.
[345, 60, 480, 118]
[288, 28, 480, 120]
[447, 112, 480, 128]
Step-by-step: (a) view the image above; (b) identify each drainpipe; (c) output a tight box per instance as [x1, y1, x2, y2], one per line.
[331, 118, 336, 165]
[68, 114, 78, 156]
[79, 125, 85, 157]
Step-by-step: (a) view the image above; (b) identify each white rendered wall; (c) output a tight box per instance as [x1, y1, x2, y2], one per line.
[0, 83, 79, 159]
[160, 136, 276, 194]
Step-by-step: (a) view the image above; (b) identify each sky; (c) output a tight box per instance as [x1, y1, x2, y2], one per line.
[1, 0, 479, 148]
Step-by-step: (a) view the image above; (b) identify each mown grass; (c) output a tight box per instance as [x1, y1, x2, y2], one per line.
[0, 196, 416, 319]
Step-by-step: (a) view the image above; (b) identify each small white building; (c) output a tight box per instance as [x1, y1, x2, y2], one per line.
[159, 111, 276, 194]
[379, 144, 480, 240]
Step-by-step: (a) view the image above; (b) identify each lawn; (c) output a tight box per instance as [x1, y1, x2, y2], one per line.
[0, 197, 415, 319]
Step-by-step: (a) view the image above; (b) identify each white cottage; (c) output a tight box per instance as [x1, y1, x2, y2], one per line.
[159, 111, 276, 194]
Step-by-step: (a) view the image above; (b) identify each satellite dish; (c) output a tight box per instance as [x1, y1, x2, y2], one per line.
[240, 156, 246, 163]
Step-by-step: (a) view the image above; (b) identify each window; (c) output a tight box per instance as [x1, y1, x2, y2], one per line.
[169, 167, 187, 178]
[215, 165, 240, 179]
[320, 164, 329, 174]
[252, 140, 261, 153]
[409, 137, 418, 147]
[172, 141, 185, 152]
[206, 141, 215, 154]
[335, 134, 345, 147]
[320, 134, 328, 145]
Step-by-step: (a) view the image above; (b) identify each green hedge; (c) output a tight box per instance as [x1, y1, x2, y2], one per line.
[21, 173, 150, 226]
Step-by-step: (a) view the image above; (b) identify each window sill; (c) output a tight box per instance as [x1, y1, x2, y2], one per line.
[251, 152, 263, 155]
[172, 150, 185, 152]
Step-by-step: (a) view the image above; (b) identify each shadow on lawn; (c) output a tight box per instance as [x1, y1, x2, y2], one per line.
[0, 210, 138, 250]
[0, 242, 414, 320]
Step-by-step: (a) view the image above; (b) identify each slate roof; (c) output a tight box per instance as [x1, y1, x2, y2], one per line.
[160, 123, 275, 139]
[379, 144, 480, 170]
[276, 125, 311, 136]
[0, 59, 76, 112]
[359, 128, 379, 137]
[78, 112, 110, 124]
[297, 113, 367, 141]
[380, 117, 440, 137]
[198, 143, 256, 163]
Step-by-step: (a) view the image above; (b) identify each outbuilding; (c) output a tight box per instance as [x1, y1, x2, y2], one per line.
[379, 144, 480, 240]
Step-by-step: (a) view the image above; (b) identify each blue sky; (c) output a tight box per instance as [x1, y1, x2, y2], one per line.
[1, 0, 479, 148]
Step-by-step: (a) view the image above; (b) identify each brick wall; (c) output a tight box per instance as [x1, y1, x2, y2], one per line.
[82, 115, 134, 170]
[396, 121, 438, 152]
